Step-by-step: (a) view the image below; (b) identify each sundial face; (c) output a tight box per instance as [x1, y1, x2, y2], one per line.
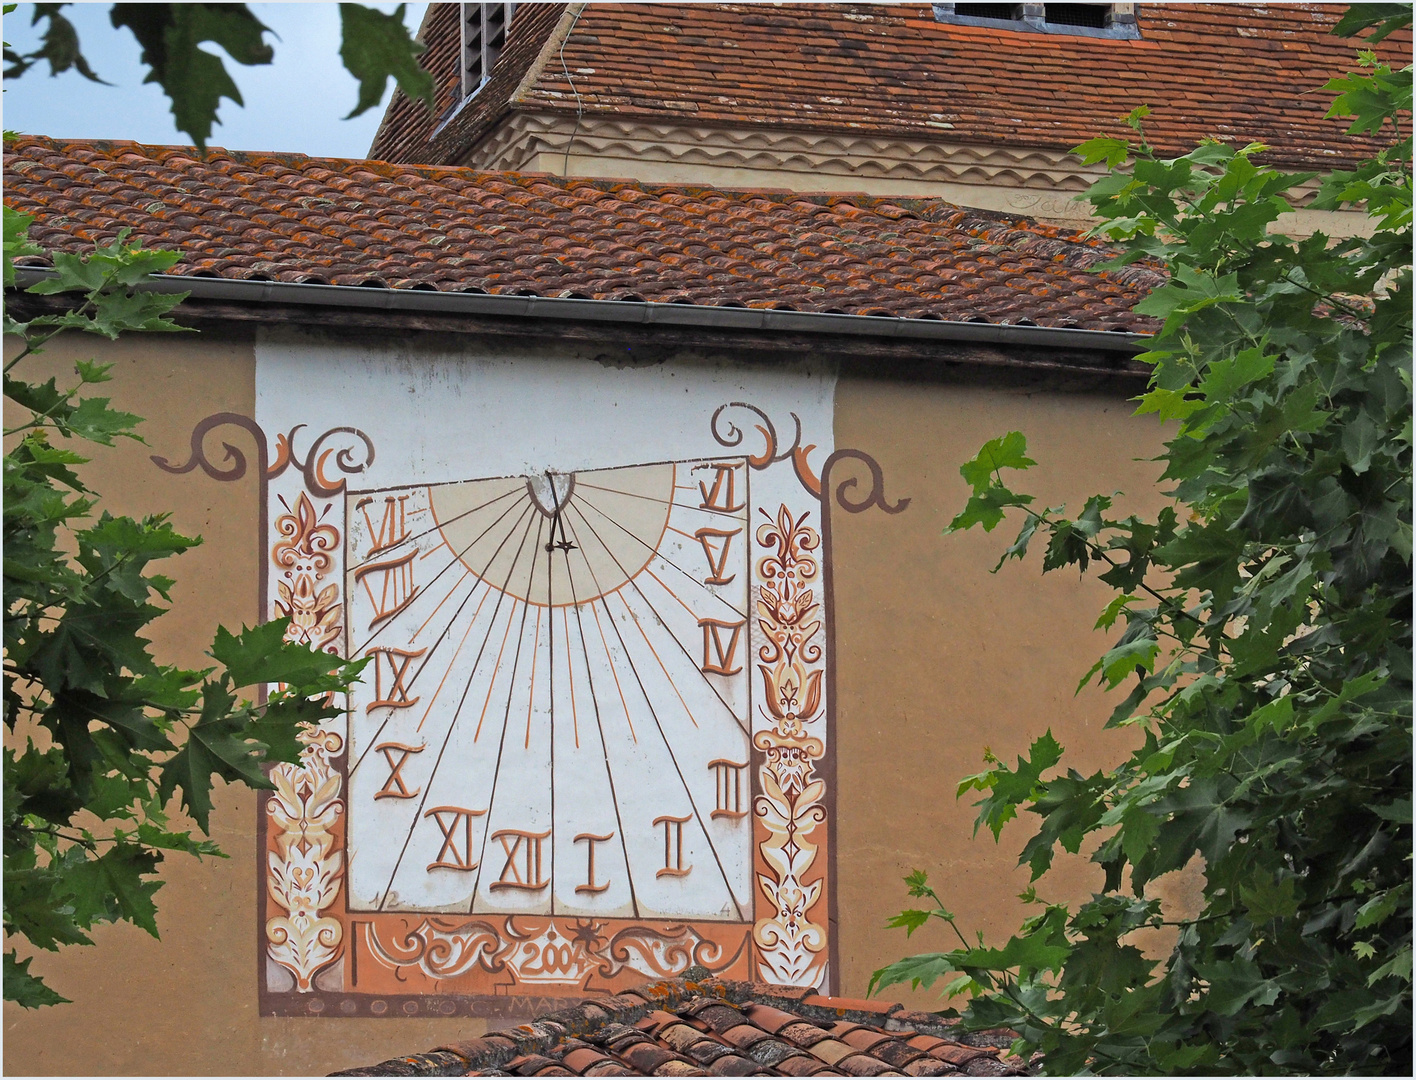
[343, 458, 755, 923]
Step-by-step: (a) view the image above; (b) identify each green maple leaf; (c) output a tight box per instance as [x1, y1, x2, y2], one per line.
[885, 909, 935, 936]
[3, 868, 91, 951]
[1, 373, 71, 420]
[1199, 957, 1282, 1016]
[956, 930, 1072, 978]
[868, 952, 965, 995]
[109, 3, 274, 151]
[1239, 873, 1300, 923]
[64, 393, 139, 445]
[1197, 346, 1276, 405]
[77, 513, 197, 603]
[944, 483, 1034, 534]
[3, 952, 69, 1009]
[2, 3, 107, 84]
[2, 206, 42, 284]
[964, 731, 1065, 840]
[339, 3, 434, 119]
[5, 743, 84, 825]
[959, 431, 1036, 492]
[156, 680, 270, 833]
[246, 698, 334, 766]
[210, 619, 332, 689]
[62, 842, 163, 937]
[134, 822, 225, 858]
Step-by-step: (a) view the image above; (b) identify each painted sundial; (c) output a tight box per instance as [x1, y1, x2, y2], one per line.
[237, 351, 870, 1013]
[343, 459, 755, 922]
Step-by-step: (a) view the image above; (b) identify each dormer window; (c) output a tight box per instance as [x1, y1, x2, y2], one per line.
[933, 2, 1140, 38]
[462, 2, 516, 98]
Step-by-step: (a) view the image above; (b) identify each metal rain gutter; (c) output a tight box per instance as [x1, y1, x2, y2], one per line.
[11, 269, 1150, 354]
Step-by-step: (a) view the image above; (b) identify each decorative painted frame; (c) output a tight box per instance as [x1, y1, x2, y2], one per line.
[158, 392, 905, 1020]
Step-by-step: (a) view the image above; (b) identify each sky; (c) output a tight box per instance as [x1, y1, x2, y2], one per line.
[2, 1, 431, 158]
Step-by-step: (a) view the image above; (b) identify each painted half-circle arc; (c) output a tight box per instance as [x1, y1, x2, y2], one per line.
[428, 463, 675, 608]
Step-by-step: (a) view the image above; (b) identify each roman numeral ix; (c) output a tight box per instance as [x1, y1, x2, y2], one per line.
[363, 646, 427, 711]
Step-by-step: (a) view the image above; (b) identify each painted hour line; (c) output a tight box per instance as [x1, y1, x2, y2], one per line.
[414, 586, 493, 732]
[619, 591, 703, 731]
[464, 513, 548, 909]
[474, 602, 521, 743]
[347, 460, 751, 918]
[564, 534, 640, 918]
[407, 550, 477, 642]
[563, 607, 580, 749]
[347, 499, 540, 785]
[523, 607, 543, 750]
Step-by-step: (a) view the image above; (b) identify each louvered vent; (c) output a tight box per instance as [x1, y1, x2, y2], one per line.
[462, 2, 516, 98]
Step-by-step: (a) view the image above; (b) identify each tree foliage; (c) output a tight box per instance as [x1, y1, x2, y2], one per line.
[873, 11, 1412, 1075]
[2, 207, 366, 1007]
[3, 1, 434, 149]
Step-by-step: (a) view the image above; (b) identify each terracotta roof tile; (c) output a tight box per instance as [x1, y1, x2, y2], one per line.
[3, 135, 1160, 332]
[902, 1060, 958, 1077]
[776, 1057, 836, 1078]
[781, 1021, 837, 1049]
[337, 975, 1031, 1077]
[392, 2, 1414, 172]
[870, 1041, 927, 1071]
[929, 1046, 994, 1068]
[840, 1028, 895, 1053]
[742, 1003, 803, 1034]
[704, 1055, 760, 1076]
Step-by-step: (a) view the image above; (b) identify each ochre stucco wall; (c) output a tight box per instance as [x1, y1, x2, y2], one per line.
[2, 333, 482, 1075]
[830, 370, 1177, 1008]
[6, 331, 1185, 1071]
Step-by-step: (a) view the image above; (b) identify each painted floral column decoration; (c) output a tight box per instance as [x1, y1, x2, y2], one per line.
[262, 434, 370, 993]
[265, 725, 346, 990]
[751, 504, 828, 986]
